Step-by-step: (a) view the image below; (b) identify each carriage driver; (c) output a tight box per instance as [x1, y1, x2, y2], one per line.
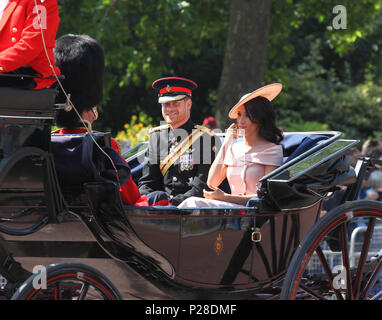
[138, 77, 222, 206]
[0, 0, 61, 89]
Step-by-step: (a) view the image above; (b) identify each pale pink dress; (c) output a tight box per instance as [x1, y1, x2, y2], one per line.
[177, 142, 283, 208]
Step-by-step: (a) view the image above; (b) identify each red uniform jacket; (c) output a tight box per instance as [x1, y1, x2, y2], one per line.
[0, 0, 60, 89]
[53, 128, 156, 206]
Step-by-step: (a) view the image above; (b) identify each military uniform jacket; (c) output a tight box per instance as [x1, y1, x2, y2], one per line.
[138, 118, 221, 206]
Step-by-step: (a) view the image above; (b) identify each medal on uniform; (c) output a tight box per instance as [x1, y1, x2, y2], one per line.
[169, 136, 177, 154]
[180, 150, 193, 171]
[160, 128, 204, 176]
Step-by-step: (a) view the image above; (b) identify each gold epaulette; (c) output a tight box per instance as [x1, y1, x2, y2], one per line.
[149, 124, 170, 134]
[194, 125, 215, 136]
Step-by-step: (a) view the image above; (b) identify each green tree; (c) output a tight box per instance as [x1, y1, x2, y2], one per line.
[266, 1, 382, 140]
[214, 0, 382, 129]
[57, 0, 229, 133]
[56, 0, 382, 140]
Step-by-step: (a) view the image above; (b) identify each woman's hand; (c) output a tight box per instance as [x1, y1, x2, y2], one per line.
[203, 186, 226, 201]
[225, 123, 238, 142]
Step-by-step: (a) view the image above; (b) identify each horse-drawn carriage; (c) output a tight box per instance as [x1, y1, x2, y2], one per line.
[0, 87, 381, 300]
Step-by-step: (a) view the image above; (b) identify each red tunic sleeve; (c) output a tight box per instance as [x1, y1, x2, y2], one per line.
[110, 138, 143, 205]
[0, 0, 61, 89]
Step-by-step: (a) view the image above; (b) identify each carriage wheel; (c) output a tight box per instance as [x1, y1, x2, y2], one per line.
[281, 200, 382, 300]
[11, 262, 122, 300]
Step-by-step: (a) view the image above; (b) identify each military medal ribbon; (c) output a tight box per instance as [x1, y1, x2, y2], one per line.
[160, 129, 204, 176]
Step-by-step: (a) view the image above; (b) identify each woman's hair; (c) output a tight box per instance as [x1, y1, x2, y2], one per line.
[244, 96, 283, 144]
[54, 34, 105, 128]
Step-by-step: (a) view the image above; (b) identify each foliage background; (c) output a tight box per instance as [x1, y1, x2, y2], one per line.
[56, 0, 382, 146]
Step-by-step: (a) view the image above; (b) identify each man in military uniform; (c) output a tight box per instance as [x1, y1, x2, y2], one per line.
[138, 77, 221, 206]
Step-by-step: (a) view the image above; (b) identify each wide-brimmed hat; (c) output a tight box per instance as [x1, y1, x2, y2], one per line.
[152, 77, 198, 104]
[228, 83, 282, 119]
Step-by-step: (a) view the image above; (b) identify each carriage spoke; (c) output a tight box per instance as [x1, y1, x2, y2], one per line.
[315, 246, 344, 300]
[353, 218, 375, 300]
[339, 223, 353, 299]
[360, 259, 382, 300]
[78, 283, 90, 300]
[55, 282, 61, 300]
[298, 283, 324, 300]
[281, 202, 382, 301]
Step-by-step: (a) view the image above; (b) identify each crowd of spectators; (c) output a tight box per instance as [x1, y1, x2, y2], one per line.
[360, 139, 382, 201]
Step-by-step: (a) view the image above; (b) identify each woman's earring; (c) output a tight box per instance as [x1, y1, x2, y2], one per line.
[92, 106, 98, 120]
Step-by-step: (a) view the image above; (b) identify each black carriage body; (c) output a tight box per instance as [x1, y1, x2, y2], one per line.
[122, 204, 322, 291]
[0, 88, 361, 299]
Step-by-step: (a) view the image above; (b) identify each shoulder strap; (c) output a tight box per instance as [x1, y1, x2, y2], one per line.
[149, 124, 170, 134]
[194, 124, 215, 136]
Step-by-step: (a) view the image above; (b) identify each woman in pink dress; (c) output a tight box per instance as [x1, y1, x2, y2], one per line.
[178, 83, 284, 208]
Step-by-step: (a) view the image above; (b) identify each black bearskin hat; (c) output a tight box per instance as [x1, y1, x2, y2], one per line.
[54, 34, 105, 128]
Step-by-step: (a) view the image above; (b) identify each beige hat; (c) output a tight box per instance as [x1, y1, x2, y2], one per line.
[228, 83, 282, 119]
